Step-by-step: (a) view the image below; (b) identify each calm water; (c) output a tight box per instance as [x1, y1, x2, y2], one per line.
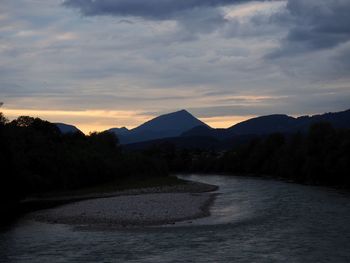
[1, 175, 350, 262]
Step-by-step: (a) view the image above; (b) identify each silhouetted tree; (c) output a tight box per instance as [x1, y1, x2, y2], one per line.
[0, 113, 7, 125]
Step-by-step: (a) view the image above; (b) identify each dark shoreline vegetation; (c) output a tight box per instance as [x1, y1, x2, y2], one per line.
[148, 122, 350, 187]
[1, 111, 350, 224]
[0, 113, 169, 224]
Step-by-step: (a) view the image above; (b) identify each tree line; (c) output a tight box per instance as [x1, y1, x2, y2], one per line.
[144, 122, 350, 188]
[0, 112, 168, 222]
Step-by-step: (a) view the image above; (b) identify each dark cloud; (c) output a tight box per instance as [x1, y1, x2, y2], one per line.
[64, 0, 350, 55]
[63, 0, 250, 20]
[270, 0, 350, 57]
[62, 0, 257, 35]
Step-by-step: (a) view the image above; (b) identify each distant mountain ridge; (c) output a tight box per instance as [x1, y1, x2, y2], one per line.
[108, 109, 208, 144]
[182, 109, 350, 140]
[108, 108, 350, 146]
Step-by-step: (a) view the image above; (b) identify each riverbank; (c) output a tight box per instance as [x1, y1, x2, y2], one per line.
[27, 180, 218, 228]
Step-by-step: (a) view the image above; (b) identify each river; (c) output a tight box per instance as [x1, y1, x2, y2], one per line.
[1, 174, 350, 262]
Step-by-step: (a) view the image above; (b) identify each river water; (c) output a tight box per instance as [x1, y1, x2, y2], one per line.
[1, 174, 350, 262]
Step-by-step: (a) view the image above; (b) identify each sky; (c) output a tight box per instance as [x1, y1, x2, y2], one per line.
[1, 0, 350, 133]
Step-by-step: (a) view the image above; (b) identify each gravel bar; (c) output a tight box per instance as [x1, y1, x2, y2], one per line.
[28, 181, 218, 228]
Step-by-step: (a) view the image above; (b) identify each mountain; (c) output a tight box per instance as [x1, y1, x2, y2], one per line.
[109, 108, 350, 147]
[133, 109, 207, 133]
[181, 115, 298, 139]
[227, 109, 350, 135]
[291, 109, 350, 131]
[108, 109, 208, 144]
[182, 109, 350, 139]
[55, 123, 82, 134]
[227, 114, 297, 135]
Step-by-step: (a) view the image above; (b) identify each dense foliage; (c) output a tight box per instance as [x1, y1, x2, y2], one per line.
[0, 113, 167, 222]
[145, 122, 350, 188]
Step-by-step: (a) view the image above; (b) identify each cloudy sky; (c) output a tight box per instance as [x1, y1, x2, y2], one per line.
[1, 0, 350, 133]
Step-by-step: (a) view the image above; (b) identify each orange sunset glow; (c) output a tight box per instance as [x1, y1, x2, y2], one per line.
[1, 107, 252, 133]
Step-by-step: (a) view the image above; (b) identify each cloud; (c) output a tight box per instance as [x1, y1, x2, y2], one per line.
[62, 0, 265, 34]
[270, 0, 350, 57]
[63, 0, 350, 55]
[63, 0, 246, 20]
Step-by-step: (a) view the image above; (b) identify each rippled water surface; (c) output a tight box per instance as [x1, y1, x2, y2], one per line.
[1, 175, 350, 262]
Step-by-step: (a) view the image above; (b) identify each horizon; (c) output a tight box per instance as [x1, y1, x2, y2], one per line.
[1, 1, 350, 133]
[1, 105, 347, 134]
[1, 106, 253, 133]
[0, 106, 256, 133]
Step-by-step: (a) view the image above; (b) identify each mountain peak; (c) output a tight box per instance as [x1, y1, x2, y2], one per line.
[109, 109, 208, 144]
[177, 109, 190, 114]
[134, 109, 207, 133]
[157, 109, 191, 118]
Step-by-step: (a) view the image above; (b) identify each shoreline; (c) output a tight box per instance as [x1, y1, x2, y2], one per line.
[21, 180, 218, 212]
[27, 180, 219, 228]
